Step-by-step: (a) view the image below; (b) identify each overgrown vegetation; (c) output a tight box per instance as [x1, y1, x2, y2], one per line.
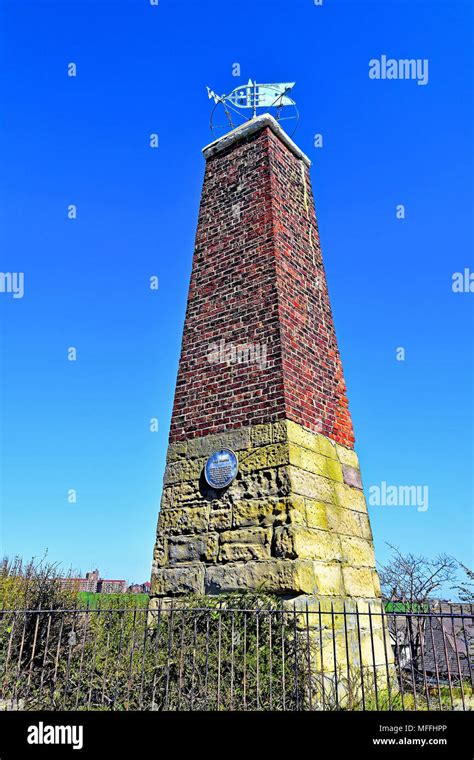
[0, 559, 308, 710]
[1, 556, 473, 711]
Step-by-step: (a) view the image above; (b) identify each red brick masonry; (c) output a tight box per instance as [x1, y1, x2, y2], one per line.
[169, 119, 355, 448]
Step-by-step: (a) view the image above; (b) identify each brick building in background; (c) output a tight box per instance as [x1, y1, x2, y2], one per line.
[59, 569, 127, 594]
[151, 113, 387, 665]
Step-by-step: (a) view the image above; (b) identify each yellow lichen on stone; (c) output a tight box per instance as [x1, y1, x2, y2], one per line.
[232, 498, 287, 528]
[289, 466, 337, 503]
[342, 566, 377, 598]
[339, 535, 376, 568]
[333, 482, 367, 513]
[312, 562, 345, 596]
[286, 420, 318, 452]
[335, 444, 360, 469]
[158, 506, 209, 535]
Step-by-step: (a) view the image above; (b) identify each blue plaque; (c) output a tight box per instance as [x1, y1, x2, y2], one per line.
[204, 449, 238, 489]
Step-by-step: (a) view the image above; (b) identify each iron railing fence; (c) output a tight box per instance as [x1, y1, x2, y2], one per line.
[0, 604, 472, 711]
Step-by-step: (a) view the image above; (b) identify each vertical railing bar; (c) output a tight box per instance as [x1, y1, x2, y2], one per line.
[75, 603, 90, 709]
[460, 604, 474, 689]
[380, 602, 392, 710]
[427, 613, 442, 711]
[86, 610, 101, 710]
[392, 613, 405, 710]
[51, 614, 65, 709]
[406, 613, 418, 710]
[139, 604, 150, 710]
[281, 610, 285, 711]
[416, 613, 430, 710]
[164, 604, 174, 711]
[190, 613, 197, 711]
[449, 606, 465, 710]
[305, 602, 313, 711]
[243, 612, 247, 710]
[355, 602, 365, 711]
[100, 610, 113, 708]
[342, 602, 350, 710]
[440, 612, 454, 710]
[217, 605, 222, 711]
[38, 613, 52, 705]
[268, 611, 273, 711]
[330, 603, 338, 709]
[111, 609, 126, 711]
[317, 603, 325, 710]
[230, 610, 235, 711]
[26, 610, 41, 689]
[204, 610, 210, 711]
[256, 611, 260, 710]
[63, 610, 78, 706]
[1, 611, 17, 699]
[368, 605, 379, 710]
[293, 603, 300, 711]
[177, 607, 186, 711]
[151, 601, 163, 709]
[12, 611, 28, 705]
[126, 607, 139, 709]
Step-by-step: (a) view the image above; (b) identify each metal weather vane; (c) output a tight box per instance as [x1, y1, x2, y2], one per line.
[207, 79, 299, 137]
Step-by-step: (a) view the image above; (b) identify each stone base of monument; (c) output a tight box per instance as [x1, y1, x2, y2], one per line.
[152, 420, 381, 600]
[150, 419, 394, 708]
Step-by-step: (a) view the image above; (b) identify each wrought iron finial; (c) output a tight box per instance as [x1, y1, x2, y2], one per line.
[206, 79, 299, 137]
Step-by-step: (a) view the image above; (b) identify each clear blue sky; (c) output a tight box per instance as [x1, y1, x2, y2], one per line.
[0, 0, 472, 588]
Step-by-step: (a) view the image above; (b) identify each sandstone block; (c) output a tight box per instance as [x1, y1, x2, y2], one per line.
[219, 543, 270, 562]
[232, 498, 286, 528]
[304, 499, 329, 530]
[325, 504, 372, 540]
[219, 527, 272, 561]
[158, 506, 209, 535]
[187, 427, 251, 458]
[342, 566, 377, 598]
[239, 443, 288, 475]
[273, 525, 341, 563]
[315, 434, 338, 460]
[168, 533, 218, 563]
[289, 466, 336, 503]
[335, 444, 360, 469]
[285, 495, 308, 527]
[160, 481, 202, 509]
[342, 464, 363, 490]
[325, 457, 344, 482]
[288, 443, 327, 477]
[287, 420, 318, 452]
[205, 559, 316, 595]
[339, 535, 376, 568]
[209, 508, 232, 532]
[250, 423, 273, 447]
[333, 482, 367, 512]
[312, 562, 345, 596]
[153, 537, 168, 567]
[152, 565, 205, 596]
[271, 420, 288, 443]
[164, 457, 205, 486]
[166, 440, 187, 462]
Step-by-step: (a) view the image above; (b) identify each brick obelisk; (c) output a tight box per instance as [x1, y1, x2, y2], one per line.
[151, 115, 382, 619]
